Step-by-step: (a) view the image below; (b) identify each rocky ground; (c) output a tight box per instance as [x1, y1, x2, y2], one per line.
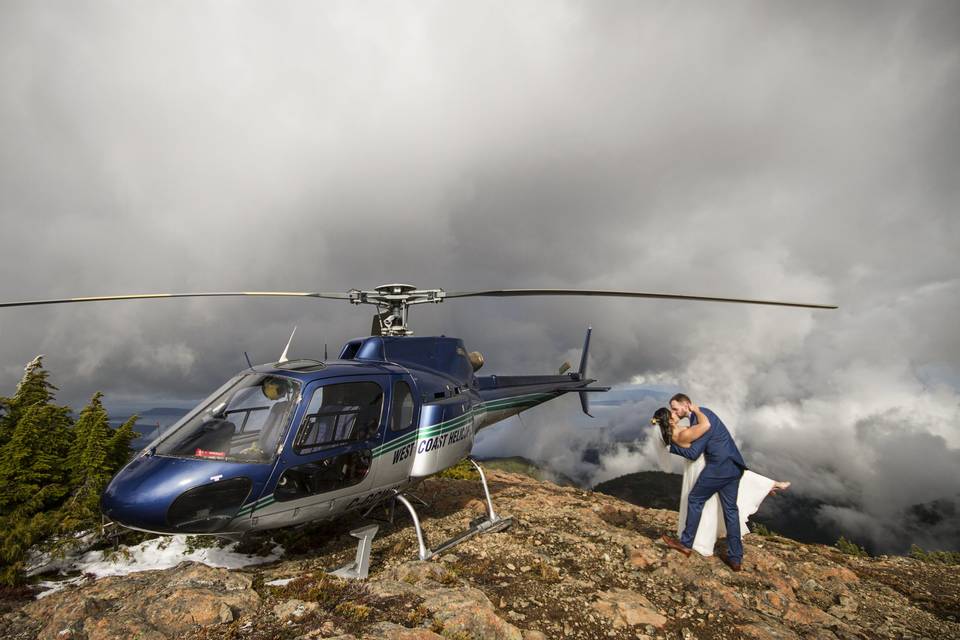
[2, 470, 958, 640]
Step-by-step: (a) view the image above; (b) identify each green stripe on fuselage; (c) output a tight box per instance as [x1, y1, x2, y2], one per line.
[237, 493, 276, 516]
[373, 392, 556, 458]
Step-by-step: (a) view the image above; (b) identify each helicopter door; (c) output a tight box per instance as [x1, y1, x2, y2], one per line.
[249, 377, 388, 527]
[372, 378, 420, 488]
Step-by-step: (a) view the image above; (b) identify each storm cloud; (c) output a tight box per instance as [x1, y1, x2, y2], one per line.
[1, 2, 958, 552]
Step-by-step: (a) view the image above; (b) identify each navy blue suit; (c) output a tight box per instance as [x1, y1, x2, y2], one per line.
[670, 407, 747, 561]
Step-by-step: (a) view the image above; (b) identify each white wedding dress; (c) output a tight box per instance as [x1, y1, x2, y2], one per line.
[676, 454, 775, 557]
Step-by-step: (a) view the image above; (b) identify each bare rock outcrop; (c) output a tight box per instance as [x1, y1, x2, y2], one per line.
[592, 588, 667, 629]
[21, 563, 259, 640]
[2, 469, 958, 639]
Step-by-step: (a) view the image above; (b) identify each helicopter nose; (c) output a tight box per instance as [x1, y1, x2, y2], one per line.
[101, 456, 179, 532]
[101, 455, 257, 534]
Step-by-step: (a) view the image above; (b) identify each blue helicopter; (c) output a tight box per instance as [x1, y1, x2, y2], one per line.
[1, 284, 835, 570]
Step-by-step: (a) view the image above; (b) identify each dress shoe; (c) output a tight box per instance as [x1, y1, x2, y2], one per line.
[719, 555, 742, 572]
[661, 535, 692, 557]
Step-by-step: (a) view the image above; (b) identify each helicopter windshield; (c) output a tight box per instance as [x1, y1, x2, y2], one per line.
[155, 373, 301, 463]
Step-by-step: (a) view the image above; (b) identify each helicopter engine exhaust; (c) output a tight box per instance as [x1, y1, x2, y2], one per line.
[468, 351, 484, 371]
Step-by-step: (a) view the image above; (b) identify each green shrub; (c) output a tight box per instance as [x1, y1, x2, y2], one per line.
[835, 536, 869, 557]
[334, 601, 371, 621]
[406, 604, 429, 626]
[275, 574, 371, 611]
[908, 544, 960, 565]
[436, 459, 479, 481]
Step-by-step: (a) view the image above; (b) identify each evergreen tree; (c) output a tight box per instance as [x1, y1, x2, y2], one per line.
[0, 361, 141, 585]
[107, 415, 138, 471]
[0, 404, 73, 516]
[0, 404, 72, 586]
[0, 509, 57, 586]
[66, 392, 110, 488]
[61, 393, 118, 531]
[0, 355, 58, 450]
[0, 358, 73, 585]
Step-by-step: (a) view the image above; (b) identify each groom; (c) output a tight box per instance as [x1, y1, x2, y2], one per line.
[661, 393, 748, 571]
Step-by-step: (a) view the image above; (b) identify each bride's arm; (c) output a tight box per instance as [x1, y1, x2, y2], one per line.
[672, 406, 711, 446]
[670, 428, 710, 458]
[671, 430, 693, 448]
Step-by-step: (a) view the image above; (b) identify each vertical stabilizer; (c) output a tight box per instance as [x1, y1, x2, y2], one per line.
[579, 326, 593, 417]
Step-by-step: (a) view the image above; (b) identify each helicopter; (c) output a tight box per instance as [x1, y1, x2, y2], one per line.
[1, 284, 835, 574]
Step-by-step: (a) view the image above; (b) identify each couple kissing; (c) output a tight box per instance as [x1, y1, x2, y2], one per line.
[651, 394, 790, 571]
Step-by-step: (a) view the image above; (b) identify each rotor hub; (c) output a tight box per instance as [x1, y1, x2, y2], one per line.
[348, 284, 446, 336]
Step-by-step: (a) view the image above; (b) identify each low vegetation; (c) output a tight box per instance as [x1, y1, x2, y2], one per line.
[751, 522, 778, 537]
[436, 458, 480, 481]
[184, 535, 228, 554]
[272, 574, 372, 611]
[835, 535, 870, 557]
[265, 573, 432, 634]
[909, 544, 960, 565]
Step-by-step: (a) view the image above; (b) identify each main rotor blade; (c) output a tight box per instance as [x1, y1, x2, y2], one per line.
[444, 289, 837, 309]
[0, 291, 350, 309]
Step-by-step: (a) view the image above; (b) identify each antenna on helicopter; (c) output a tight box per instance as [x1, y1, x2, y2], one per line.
[278, 326, 297, 363]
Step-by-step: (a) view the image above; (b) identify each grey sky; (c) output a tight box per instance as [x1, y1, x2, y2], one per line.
[1, 2, 958, 552]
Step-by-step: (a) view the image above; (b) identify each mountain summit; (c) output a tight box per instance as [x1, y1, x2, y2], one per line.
[3, 470, 957, 639]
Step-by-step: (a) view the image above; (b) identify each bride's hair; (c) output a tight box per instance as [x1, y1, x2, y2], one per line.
[651, 407, 672, 447]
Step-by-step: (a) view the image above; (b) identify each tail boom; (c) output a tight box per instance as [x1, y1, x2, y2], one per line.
[474, 373, 608, 430]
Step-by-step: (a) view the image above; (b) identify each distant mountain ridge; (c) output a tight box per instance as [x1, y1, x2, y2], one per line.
[138, 407, 191, 416]
[107, 407, 190, 450]
[593, 470, 683, 511]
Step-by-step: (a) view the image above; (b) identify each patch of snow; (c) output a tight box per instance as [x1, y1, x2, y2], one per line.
[35, 577, 85, 599]
[265, 577, 296, 586]
[25, 530, 98, 577]
[33, 535, 284, 599]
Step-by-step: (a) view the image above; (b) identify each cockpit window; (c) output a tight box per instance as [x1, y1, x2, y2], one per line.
[293, 382, 383, 453]
[155, 374, 301, 463]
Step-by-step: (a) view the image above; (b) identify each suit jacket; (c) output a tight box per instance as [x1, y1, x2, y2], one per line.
[670, 407, 747, 479]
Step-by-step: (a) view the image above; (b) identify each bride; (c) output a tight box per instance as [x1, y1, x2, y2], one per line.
[651, 406, 790, 557]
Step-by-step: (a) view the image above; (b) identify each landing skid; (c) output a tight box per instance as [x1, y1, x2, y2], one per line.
[330, 458, 513, 577]
[361, 487, 429, 524]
